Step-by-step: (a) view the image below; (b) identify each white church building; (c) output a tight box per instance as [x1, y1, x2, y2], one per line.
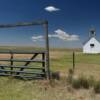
[83, 28, 100, 54]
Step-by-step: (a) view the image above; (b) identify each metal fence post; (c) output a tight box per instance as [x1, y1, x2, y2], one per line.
[73, 52, 75, 72]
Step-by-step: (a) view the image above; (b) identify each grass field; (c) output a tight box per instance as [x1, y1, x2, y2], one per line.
[0, 46, 100, 100]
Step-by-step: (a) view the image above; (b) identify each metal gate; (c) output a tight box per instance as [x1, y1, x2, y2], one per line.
[0, 20, 50, 79]
[0, 50, 47, 79]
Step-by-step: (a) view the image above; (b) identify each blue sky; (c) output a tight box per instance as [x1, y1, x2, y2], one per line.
[0, 0, 100, 48]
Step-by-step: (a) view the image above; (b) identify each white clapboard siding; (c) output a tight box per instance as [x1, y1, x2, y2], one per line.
[83, 37, 100, 54]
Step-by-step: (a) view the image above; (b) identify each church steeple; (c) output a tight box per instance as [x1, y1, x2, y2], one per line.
[89, 27, 96, 38]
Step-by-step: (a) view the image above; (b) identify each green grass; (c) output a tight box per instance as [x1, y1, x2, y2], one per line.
[76, 53, 100, 64]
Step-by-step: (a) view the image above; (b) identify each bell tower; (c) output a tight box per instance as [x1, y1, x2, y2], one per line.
[89, 27, 96, 38]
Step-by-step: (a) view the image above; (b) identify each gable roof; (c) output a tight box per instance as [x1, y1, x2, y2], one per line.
[83, 37, 100, 45]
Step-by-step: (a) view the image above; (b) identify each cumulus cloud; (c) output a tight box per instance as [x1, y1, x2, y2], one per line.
[44, 6, 60, 12]
[31, 29, 80, 41]
[54, 29, 80, 41]
[31, 35, 44, 41]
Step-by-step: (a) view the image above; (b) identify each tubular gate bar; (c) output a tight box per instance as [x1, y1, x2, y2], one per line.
[0, 20, 50, 79]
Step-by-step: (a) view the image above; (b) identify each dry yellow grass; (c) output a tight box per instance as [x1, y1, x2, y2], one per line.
[0, 48, 100, 100]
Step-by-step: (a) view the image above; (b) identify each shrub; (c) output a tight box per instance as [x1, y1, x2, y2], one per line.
[51, 71, 60, 80]
[72, 78, 81, 89]
[88, 76, 95, 87]
[94, 81, 100, 93]
[72, 76, 90, 89]
[79, 76, 89, 89]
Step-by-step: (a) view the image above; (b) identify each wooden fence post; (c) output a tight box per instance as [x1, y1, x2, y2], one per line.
[44, 21, 51, 80]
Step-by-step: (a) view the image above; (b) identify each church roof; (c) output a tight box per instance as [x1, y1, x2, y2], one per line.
[83, 37, 100, 45]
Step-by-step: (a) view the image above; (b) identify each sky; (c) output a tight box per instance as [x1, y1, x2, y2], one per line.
[0, 0, 100, 48]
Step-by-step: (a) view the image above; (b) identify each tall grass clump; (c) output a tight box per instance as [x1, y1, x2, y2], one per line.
[67, 69, 74, 84]
[71, 76, 90, 89]
[79, 76, 90, 89]
[71, 78, 81, 89]
[88, 76, 95, 87]
[94, 81, 100, 93]
[70, 75, 100, 94]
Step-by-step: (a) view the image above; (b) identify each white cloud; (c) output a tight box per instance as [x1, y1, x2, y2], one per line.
[44, 6, 60, 12]
[54, 29, 80, 41]
[48, 34, 58, 38]
[31, 36, 44, 41]
[31, 29, 80, 41]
